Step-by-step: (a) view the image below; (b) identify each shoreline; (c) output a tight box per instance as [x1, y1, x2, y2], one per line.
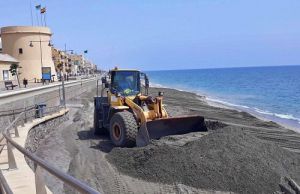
[150, 84, 300, 133]
[205, 95, 300, 133]
[149, 86, 300, 153]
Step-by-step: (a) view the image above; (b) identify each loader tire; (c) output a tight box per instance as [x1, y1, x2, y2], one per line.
[109, 111, 138, 147]
[94, 109, 106, 135]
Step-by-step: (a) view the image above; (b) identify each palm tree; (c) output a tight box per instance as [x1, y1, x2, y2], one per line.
[9, 63, 21, 87]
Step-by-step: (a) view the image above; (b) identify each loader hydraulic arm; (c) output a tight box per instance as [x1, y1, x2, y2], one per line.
[124, 97, 147, 124]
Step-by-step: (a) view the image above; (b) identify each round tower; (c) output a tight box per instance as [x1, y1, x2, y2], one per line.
[1, 26, 57, 81]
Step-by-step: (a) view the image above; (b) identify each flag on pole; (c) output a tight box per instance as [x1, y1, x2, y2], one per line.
[40, 7, 46, 14]
[35, 4, 41, 10]
[84, 50, 88, 54]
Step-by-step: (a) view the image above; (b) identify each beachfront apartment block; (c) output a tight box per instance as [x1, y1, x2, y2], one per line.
[52, 47, 96, 76]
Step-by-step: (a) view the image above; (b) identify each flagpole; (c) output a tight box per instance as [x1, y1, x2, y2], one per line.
[29, 0, 33, 26]
[40, 12, 43, 26]
[44, 13, 47, 26]
[35, 8, 39, 26]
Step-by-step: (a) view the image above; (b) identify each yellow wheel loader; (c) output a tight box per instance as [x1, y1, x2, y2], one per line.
[94, 68, 207, 147]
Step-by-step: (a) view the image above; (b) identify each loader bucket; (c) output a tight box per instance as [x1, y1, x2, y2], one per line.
[136, 116, 207, 147]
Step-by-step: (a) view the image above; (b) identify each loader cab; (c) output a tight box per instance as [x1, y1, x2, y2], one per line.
[110, 70, 141, 96]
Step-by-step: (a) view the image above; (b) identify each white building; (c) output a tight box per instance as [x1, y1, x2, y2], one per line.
[0, 53, 19, 81]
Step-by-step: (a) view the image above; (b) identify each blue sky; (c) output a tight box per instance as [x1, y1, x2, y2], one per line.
[0, 0, 299, 70]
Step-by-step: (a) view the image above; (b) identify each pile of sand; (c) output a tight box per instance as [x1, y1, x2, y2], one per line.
[107, 127, 300, 193]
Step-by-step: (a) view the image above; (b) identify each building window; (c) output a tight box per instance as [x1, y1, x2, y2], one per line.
[19, 48, 23, 54]
[3, 70, 9, 80]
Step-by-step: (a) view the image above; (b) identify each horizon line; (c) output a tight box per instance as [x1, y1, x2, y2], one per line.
[143, 64, 300, 72]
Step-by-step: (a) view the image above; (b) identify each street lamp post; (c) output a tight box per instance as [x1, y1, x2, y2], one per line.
[83, 50, 88, 76]
[29, 39, 52, 82]
[63, 44, 74, 79]
[60, 44, 73, 107]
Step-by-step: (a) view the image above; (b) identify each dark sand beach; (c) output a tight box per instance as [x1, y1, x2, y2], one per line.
[149, 87, 300, 151]
[27, 86, 300, 194]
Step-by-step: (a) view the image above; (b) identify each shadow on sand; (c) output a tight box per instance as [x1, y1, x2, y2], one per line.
[77, 128, 115, 153]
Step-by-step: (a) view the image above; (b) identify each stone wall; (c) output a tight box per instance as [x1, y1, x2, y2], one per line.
[25, 114, 69, 169]
[0, 79, 96, 131]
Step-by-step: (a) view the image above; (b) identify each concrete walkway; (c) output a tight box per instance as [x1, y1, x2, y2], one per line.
[0, 75, 96, 94]
[0, 108, 69, 194]
[0, 77, 97, 106]
[0, 78, 94, 97]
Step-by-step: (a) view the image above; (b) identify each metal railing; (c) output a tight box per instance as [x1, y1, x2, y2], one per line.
[0, 106, 35, 118]
[0, 106, 100, 194]
[0, 170, 12, 194]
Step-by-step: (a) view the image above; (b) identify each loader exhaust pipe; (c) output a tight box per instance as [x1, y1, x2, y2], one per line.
[136, 116, 207, 147]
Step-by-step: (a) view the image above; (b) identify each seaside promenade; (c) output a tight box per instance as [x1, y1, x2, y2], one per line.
[0, 75, 95, 94]
[0, 76, 100, 194]
[0, 108, 69, 194]
[0, 75, 98, 107]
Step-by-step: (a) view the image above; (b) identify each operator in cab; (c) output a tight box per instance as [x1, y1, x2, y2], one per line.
[111, 70, 140, 96]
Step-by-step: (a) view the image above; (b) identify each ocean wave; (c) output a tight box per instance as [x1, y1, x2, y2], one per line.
[150, 81, 300, 125]
[206, 97, 250, 109]
[253, 107, 300, 123]
[274, 113, 300, 122]
[149, 82, 185, 91]
[149, 82, 168, 88]
[209, 99, 300, 125]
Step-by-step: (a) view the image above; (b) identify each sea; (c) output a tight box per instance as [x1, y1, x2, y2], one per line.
[146, 65, 300, 132]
